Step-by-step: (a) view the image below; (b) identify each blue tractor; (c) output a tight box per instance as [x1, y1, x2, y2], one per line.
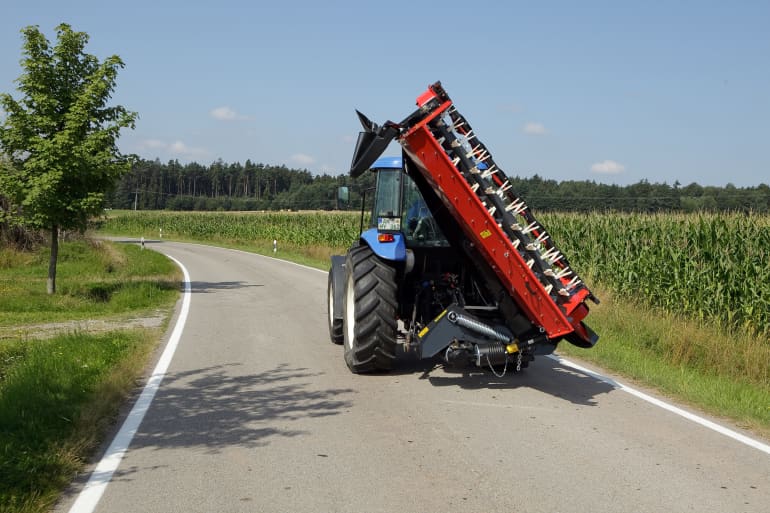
[328, 82, 598, 374]
[328, 155, 462, 372]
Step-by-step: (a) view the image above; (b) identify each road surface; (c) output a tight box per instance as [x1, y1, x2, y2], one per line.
[56, 241, 770, 513]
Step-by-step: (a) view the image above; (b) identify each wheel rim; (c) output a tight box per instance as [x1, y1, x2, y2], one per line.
[344, 272, 355, 350]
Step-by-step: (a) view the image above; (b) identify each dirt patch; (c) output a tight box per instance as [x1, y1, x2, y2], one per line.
[0, 312, 168, 341]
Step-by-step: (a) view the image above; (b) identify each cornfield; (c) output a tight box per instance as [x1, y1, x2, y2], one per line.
[101, 210, 770, 337]
[541, 212, 770, 337]
[100, 211, 364, 249]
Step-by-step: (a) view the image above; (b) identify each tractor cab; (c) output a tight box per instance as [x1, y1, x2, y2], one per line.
[366, 156, 449, 258]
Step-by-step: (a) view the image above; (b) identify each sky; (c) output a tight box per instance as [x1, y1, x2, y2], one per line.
[1, 0, 768, 187]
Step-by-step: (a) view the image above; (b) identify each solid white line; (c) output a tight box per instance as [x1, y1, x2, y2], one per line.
[67, 254, 192, 513]
[547, 354, 770, 456]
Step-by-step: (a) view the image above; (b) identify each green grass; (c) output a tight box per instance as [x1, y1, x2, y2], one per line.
[0, 239, 180, 326]
[0, 331, 157, 513]
[0, 238, 180, 513]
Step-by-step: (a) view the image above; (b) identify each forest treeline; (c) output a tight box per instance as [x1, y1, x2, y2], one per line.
[111, 158, 770, 213]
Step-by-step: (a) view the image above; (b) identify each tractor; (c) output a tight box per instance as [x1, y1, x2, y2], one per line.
[328, 82, 599, 374]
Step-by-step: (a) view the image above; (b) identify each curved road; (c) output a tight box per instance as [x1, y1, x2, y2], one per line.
[56, 241, 769, 513]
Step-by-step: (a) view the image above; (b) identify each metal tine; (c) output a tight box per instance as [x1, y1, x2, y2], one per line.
[470, 183, 479, 192]
[566, 276, 582, 290]
[544, 284, 554, 294]
[505, 199, 527, 214]
[558, 288, 571, 297]
[496, 181, 512, 198]
[521, 221, 539, 235]
[543, 248, 563, 264]
[542, 249, 563, 264]
[526, 258, 535, 269]
[542, 247, 559, 259]
[465, 144, 482, 159]
[452, 156, 460, 166]
[510, 222, 522, 231]
[511, 238, 521, 249]
[481, 166, 498, 179]
[487, 205, 497, 216]
[469, 165, 481, 174]
[526, 232, 549, 251]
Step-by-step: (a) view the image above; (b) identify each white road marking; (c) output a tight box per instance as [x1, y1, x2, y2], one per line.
[67, 255, 192, 513]
[548, 354, 770, 456]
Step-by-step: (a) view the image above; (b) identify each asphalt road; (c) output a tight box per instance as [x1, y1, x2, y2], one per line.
[56, 241, 770, 513]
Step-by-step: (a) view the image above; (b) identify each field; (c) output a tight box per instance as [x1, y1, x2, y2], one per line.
[100, 210, 770, 338]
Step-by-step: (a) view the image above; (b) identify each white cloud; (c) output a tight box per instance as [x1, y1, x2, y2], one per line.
[140, 139, 167, 150]
[290, 153, 315, 166]
[591, 159, 625, 174]
[523, 122, 547, 135]
[210, 106, 248, 121]
[168, 140, 209, 159]
[138, 138, 209, 159]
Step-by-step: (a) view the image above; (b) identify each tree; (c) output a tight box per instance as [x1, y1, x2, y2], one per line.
[0, 24, 136, 293]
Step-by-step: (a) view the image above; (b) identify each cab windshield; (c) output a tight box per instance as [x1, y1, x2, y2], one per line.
[400, 174, 448, 247]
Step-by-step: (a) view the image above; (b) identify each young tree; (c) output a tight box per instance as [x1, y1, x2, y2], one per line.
[0, 24, 136, 293]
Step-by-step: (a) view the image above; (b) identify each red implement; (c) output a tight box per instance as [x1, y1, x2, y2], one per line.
[398, 83, 597, 344]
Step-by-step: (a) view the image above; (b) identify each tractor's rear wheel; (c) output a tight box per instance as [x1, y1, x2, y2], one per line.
[327, 271, 344, 345]
[343, 244, 398, 373]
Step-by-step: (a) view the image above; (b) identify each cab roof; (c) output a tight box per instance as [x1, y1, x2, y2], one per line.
[370, 156, 402, 170]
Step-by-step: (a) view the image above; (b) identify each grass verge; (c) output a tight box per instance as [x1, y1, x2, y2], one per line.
[0, 238, 180, 326]
[0, 239, 180, 513]
[0, 330, 159, 513]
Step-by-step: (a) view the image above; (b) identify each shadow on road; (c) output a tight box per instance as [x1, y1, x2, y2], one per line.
[189, 280, 263, 293]
[126, 363, 354, 454]
[394, 352, 615, 406]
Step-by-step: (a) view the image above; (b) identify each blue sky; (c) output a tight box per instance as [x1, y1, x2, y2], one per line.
[1, 0, 768, 186]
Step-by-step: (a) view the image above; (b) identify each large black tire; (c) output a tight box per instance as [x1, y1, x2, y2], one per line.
[343, 245, 398, 373]
[327, 271, 344, 345]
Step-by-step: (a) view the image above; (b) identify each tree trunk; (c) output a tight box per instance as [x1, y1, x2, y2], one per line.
[47, 225, 59, 294]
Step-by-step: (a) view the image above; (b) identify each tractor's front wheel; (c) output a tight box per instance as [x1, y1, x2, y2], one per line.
[343, 244, 398, 373]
